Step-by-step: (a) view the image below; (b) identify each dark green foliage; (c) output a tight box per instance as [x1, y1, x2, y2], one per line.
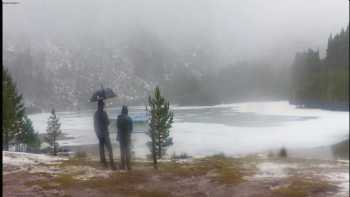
[3, 68, 41, 151]
[161, 61, 289, 106]
[22, 116, 41, 151]
[290, 25, 349, 109]
[3, 68, 17, 150]
[147, 86, 174, 169]
[46, 109, 62, 155]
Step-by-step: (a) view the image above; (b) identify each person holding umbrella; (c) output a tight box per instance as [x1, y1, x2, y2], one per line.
[91, 86, 117, 170]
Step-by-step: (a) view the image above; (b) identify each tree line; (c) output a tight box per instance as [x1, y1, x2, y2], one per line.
[161, 61, 289, 106]
[290, 25, 349, 110]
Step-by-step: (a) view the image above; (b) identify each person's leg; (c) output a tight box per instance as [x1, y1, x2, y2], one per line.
[105, 136, 116, 170]
[126, 139, 131, 171]
[99, 138, 107, 166]
[120, 140, 126, 170]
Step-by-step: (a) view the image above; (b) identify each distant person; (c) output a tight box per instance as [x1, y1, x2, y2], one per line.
[94, 100, 116, 170]
[117, 105, 133, 170]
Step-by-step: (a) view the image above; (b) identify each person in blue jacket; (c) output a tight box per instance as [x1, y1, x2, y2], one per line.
[117, 105, 133, 170]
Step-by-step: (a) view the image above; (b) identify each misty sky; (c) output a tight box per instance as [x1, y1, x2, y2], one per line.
[3, 0, 349, 66]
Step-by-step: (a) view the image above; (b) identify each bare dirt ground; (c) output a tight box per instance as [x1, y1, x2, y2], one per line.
[3, 151, 349, 197]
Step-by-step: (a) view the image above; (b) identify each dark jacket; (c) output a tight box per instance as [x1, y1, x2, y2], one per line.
[94, 110, 110, 139]
[117, 114, 133, 142]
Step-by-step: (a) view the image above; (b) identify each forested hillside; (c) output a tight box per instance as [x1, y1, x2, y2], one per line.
[290, 25, 349, 110]
[4, 29, 289, 111]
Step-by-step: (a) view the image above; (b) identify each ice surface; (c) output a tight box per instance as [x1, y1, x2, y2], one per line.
[29, 101, 349, 158]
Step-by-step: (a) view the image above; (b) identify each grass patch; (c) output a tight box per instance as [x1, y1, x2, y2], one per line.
[135, 189, 172, 197]
[26, 179, 58, 190]
[24, 172, 57, 189]
[54, 174, 77, 188]
[159, 162, 208, 177]
[26, 170, 152, 195]
[26, 154, 251, 195]
[202, 154, 244, 184]
[159, 154, 245, 184]
[26, 173, 80, 190]
[272, 177, 337, 197]
[81, 170, 151, 194]
[57, 157, 103, 169]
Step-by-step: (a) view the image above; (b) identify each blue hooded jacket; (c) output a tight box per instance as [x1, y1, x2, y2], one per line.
[117, 106, 133, 141]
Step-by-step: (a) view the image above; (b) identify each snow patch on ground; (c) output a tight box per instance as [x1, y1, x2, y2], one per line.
[61, 166, 112, 180]
[3, 151, 68, 176]
[3, 151, 113, 180]
[3, 151, 66, 166]
[254, 162, 298, 179]
[324, 172, 349, 196]
[252, 159, 349, 196]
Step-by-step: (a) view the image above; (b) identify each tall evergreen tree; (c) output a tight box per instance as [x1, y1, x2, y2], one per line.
[46, 109, 62, 155]
[3, 68, 25, 150]
[147, 86, 174, 169]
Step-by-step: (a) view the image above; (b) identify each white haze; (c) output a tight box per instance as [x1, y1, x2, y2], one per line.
[3, 0, 349, 66]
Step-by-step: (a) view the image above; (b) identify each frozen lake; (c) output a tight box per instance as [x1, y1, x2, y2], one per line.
[29, 101, 349, 158]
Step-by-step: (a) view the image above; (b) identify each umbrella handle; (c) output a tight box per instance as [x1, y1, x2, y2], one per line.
[102, 85, 106, 98]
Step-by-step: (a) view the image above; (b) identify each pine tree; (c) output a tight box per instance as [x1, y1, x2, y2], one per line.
[22, 116, 41, 151]
[3, 68, 25, 150]
[3, 68, 15, 150]
[46, 109, 62, 155]
[147, 86, 174, 169]
[3, 68, 41, 151]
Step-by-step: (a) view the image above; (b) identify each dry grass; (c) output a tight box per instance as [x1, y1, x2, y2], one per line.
[134, 190, 172, 197]
[18, 154, 346, 197]
[27, 170, 153, 195]
[202, 154, 245, 184]
[25, 170, 170, 196]
[56, 157, 104, 170]
[87, 170, 149, 187]
[272, 176, 337, 197]
[159, 154, 245, 184]
[26, 180, 57, 190]
[25, 154, 250, 196]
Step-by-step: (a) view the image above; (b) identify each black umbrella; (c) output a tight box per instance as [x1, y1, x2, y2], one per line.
[90, 86, 116, 102]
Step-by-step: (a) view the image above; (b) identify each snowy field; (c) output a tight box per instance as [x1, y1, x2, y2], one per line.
[29, 101, 349, 158]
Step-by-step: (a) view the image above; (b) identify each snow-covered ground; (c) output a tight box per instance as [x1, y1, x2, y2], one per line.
[29, 101, 349, 158]
[3, 151, 112, 180]
[3, 151, 66, 167]
[326, 172, 349, 196]
[254, 162, 298, 179]
[3, 151, 67, 176]
[254, 159, 349, 197]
